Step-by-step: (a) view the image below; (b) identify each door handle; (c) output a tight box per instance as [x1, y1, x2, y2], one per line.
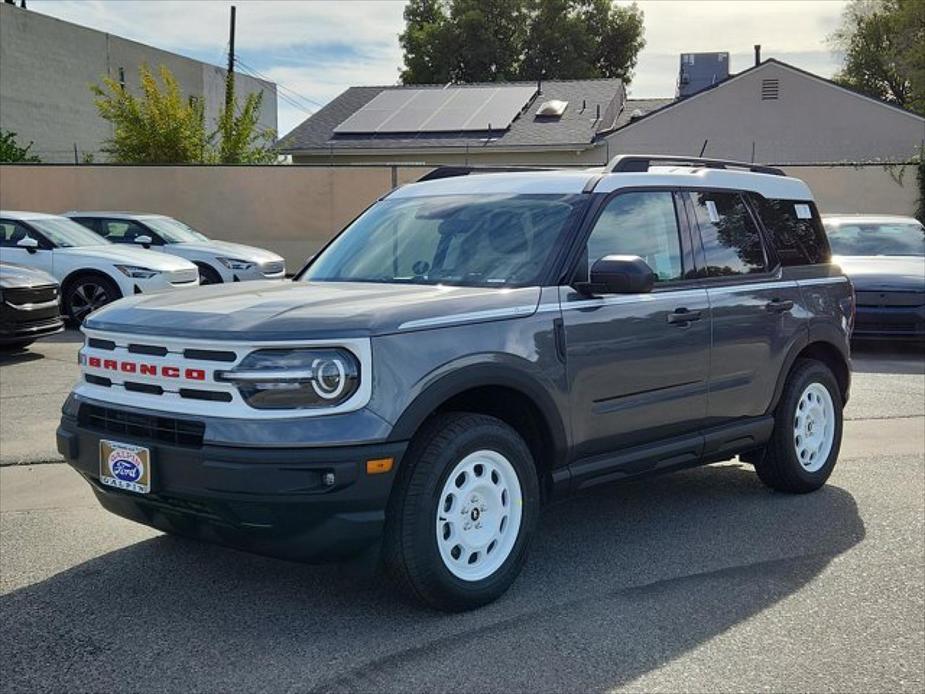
[667, 308, 702, 325]
[765, 298, 794, 313]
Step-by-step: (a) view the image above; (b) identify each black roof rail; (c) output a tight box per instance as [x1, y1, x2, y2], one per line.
[606, 154, 785, 177]
[417, 165, 556, 182]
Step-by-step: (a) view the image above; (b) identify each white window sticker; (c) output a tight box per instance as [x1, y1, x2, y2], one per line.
[794, 204, 812, 219]
[705, 200, 721, 223]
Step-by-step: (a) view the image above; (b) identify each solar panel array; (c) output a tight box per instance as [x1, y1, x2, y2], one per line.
[334, 85, 538, 134]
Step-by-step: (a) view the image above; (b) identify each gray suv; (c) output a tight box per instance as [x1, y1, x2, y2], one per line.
[57, 156, 853, 611]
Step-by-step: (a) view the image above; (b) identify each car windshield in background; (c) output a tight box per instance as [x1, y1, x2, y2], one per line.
[826, 221, 924, 256]
[302, 194, 585, 288]
[142, 217, 209, 244]
[29, 217, 110, 248]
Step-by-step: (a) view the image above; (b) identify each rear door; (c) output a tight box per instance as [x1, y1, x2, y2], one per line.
[683, 190, 805, 424]
[560, 189, 710, 459]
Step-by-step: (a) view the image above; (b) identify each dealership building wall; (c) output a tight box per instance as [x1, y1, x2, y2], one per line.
[0, 164, 918, 271]
[0, 3, 277, 163]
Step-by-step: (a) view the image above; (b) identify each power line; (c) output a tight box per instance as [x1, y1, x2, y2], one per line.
[234, 56, 324, 111]
[233, 60, 316, 116]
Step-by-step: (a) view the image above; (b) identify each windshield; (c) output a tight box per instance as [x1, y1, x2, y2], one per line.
[29, 217, 110, 248]
[142, 217, 209, 244]
[302, 194, 585, 287]
[825, 221, 924, 257]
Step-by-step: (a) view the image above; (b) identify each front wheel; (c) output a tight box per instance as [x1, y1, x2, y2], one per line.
[383, 413, 540, 611]
[753, 359, 843, 493]
[64, 274, 122, 324]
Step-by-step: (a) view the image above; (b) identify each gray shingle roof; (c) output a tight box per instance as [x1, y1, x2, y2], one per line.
[277, 79, 624, 154]
[612, 98, 675, 130]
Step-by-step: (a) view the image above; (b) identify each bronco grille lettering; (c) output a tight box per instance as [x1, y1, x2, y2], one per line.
[86, 356, 206, 381]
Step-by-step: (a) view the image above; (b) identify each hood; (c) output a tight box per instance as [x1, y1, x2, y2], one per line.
[834, 255, 925, 292]
[173, 240, 283, 263]
[57, 245, 197, 272]
[84, 280, 543, 340]
[0, 262, 58, 289]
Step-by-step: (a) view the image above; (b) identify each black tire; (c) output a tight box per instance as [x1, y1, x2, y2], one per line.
[64, 273, 122, 325]
[382, 412, 540, 612]
[195, 263, 223, 285]
[0, 339, 35, 352]
[753, 359, 843, 493]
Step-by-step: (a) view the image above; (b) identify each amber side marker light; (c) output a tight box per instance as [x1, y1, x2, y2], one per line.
[366, 458, 394, 475]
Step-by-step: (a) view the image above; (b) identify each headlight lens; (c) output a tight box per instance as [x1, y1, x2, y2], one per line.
[115, 265, 160, 279]
[217, 257, 255, 271]
[217, 348, 360, 409]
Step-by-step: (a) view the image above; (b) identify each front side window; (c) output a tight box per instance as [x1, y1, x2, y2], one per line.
[0, 220, 40, 248]
[584, 191, 684, 282]
[688, 191, 767, 276]
[302, 194, 585, 288]
[24, 217, 109, 248]
[748, 195, 829, 266]
[824, 220, 924, 257]
[100, 219, 153, 243]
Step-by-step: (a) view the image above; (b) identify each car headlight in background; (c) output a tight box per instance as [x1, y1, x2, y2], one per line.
[216, 348, 360, 409]
[217, 257, 255, 271]
[115, 265, 160, 279]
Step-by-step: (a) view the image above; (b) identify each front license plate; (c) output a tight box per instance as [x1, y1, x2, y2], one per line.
[99, 440, 151, 495]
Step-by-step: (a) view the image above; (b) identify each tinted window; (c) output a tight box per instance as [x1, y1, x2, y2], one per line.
[688, 191, 766, 276]
[100, 219, 150, 243]
[748, 195, 829, 265]
[824, 220, 924, 257]
[20, 217, 106, 248]
[0, 220, 39, 248]
[70, 217, 101, 234]
[586, 191, 683, 282]
[303, 194, 585, 288]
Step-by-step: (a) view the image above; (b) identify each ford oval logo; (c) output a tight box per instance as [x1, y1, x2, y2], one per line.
[111, 458, 142, 483]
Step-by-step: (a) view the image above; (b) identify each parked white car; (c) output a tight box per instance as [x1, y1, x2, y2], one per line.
[65, 212, 286, 285]
[0, 211, 199, 323]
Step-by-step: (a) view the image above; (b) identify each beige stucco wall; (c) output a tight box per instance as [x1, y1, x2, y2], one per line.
[0, 163, 918, 271]
[604, 62, 925, 164]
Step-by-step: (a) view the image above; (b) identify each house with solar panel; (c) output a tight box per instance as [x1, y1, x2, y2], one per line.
[278, 52, 924, 168]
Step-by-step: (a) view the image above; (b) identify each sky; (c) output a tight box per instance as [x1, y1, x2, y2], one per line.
[28, 0, 849, 138]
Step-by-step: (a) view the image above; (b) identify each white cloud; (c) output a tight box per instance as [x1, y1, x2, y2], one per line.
[28, 0, 848, 135]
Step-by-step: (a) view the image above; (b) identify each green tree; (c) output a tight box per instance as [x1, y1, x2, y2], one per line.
[92, 64, 276, 164]
[399, 0, 645, 84]
[0, 129, 41, 163]
[830, 0, 925, 115]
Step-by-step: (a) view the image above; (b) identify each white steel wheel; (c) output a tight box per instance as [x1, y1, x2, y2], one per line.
[436, 449, 523, 582]
[793, 382, 835, 473]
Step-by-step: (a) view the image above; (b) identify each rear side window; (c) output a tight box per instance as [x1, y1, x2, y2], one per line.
[747, 195, 829, 265]
[687, 191, 767, 276]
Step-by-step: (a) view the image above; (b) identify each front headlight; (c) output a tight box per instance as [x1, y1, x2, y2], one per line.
[115, 265, 160, 279]
[217, 257, 255, 271]
[216, 348, 360, 409]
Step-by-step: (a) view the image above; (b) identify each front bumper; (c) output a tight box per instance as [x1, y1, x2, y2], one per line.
[57, 405, 406, 562]
[0, 315, 63, 343]
[853, 304, 925, 340]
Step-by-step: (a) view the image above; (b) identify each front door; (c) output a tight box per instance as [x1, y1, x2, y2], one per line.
[561, 190, 710, 460]
[0, 220, 54, 274]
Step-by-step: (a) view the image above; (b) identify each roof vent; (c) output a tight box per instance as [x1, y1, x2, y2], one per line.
[761, 78, 780, 100]
[536, 99, 568, 117]
[629, 108, 645, 121]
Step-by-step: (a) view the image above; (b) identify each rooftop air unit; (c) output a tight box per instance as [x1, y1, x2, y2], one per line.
[677, 52, 730, 98]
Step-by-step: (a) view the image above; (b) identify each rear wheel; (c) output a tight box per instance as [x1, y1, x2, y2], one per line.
[383, 413, 540, 612]
[64, 274, 121, 324]
[753, 359, 843, 493]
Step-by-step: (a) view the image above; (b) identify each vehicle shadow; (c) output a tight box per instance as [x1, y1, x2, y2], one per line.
[851, 341, 925, 375]
[0, 349, 44, 366]
[0, 463, 864, 693]
[0, 329, 82, 366]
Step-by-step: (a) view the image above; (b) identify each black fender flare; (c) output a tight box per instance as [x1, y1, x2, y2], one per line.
[766, 322, 851, 413]
[388, 358, 569, 464]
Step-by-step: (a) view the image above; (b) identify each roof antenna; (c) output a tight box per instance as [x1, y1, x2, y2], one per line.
[581, 99, 586, 112]
[595, 104, 600, 121]
[699, 139, 709, 156]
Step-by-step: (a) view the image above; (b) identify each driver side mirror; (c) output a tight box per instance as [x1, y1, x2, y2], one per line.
[134, 235, 153, 248]
[576, 255, 656, 295]
[16, 236, 39, 254]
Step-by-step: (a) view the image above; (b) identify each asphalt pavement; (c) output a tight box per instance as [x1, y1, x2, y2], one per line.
[1, 331, 923, 693]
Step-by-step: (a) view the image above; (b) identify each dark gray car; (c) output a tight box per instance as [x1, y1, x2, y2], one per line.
[57, 156, 853, 611]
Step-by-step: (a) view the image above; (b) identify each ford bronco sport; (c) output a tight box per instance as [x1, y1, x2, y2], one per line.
[57, 155, 853, 611]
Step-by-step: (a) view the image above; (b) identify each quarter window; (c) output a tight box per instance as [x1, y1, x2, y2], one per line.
[688, 191, 767, 276]
[747, 194, 829, 265]
[585, 191, 684, 282]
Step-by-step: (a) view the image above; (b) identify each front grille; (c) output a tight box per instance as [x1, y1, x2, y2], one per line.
[79, 404, 204, 448]
[856, 291, 925, 308]
[3, 284, 57, 306]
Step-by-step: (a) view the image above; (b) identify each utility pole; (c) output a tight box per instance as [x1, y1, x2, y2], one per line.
[225, 5, 236, 111]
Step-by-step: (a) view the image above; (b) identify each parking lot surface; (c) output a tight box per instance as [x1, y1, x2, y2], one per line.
[1, 332, 923, 693]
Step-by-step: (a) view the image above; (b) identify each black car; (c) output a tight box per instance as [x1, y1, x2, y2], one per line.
[0, 262, 64, 351]
[823, 214, 925, 341]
